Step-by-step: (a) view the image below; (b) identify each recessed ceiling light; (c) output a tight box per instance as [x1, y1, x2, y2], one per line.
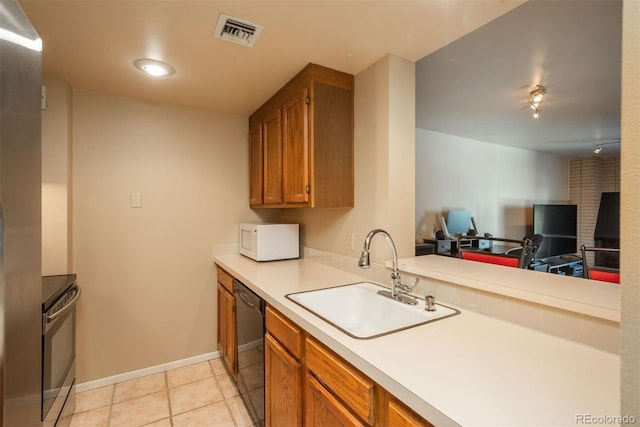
[134, 59, 174, 77]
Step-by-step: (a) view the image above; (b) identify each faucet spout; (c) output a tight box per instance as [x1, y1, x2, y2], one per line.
[358, 229, 419, 304]
[357, 249, 371, 268]
[358, 229, 401, 297]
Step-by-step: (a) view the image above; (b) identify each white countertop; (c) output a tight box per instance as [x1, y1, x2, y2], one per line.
[214, 253, 620, 427]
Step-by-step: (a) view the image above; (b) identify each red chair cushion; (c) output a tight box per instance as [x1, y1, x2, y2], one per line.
[461, 251, 520, 268]
[589, 270, 620, 284]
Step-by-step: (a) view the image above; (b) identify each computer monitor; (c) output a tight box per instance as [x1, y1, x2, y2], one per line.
[446, 210, 472, 235]
[533, 204, 578, 259]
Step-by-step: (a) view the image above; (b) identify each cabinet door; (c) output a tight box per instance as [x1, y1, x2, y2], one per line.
[282, 89, 309, 204]
[265, 333, 302, 426]
[305, 374, 365, 427]
[249, 124, 263, 206]
[306, 337, 375, 424]
[263, 109, 283, 204]
[217, 283, 237, 379]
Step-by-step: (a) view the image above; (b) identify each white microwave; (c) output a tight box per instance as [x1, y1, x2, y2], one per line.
[239, 223, 300, 261]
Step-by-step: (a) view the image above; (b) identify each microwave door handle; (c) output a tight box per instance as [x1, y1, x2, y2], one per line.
[46, 285, 82, 323]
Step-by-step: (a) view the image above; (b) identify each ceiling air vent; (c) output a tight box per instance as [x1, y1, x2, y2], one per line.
[213, 14, 263, 47]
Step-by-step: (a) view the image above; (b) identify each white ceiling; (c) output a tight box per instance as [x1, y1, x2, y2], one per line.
[415, 0, 622, 157]
[20, 0, 525, 114]
[20, 0, 620, 157]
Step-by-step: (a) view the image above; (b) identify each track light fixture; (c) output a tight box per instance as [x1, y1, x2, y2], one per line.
[593, 141, 620, 155]
[529, 85, 546, 119]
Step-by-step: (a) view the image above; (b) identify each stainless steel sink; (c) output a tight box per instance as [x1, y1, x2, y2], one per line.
[286, 282, 460, 339]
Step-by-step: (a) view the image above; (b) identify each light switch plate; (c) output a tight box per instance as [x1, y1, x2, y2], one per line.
[130, 192, 142, 208]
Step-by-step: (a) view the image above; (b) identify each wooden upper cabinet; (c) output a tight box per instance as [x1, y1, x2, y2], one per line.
[282, 89, 309, 204]
[248, 63, 354, 208]
[248, 124, 263, 206]
[262, 109, 283, 205]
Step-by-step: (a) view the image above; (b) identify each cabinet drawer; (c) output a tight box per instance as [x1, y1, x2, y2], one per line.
[216, 266, 234, 293]
[306, 337, 375, 425]
[388, 397, 433, 427]
[266, 306, 303, 359]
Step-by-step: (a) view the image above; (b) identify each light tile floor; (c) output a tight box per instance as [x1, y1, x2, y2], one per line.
[70, 358, 253, 427]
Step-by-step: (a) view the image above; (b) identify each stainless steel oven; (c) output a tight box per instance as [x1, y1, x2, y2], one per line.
[42, 274, 81, 427]
[233, 279, 265, 427]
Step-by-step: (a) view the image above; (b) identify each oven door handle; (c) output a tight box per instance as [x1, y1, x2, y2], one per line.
[46, 285, 82, 323]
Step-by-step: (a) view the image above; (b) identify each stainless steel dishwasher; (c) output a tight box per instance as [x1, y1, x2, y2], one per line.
[233, 279, 265, 427]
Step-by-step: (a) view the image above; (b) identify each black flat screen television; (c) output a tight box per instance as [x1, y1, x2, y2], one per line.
[533, 204, 578, 260]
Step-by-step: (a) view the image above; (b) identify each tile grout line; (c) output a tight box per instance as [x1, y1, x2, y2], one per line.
[205, 362, 237, 425]
[209, 359, 240, 427]
[214, 370, 240, 427]
[164, 371, 174, 426]
[107, 383, 115, 426]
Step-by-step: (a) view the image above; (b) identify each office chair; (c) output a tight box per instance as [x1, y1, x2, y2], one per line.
[504, 234, 544, 267]
[580, 245, 620, 284]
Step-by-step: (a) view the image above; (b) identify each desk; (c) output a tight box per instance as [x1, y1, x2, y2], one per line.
[421, 239, 584, 277]
[540, 255, 583, 277]
[422, 238, 470, 257]
[415, 242, 435, 256]
[422, 239, 520, 257]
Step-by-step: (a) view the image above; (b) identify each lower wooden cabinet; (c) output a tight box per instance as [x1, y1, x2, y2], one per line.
[305, 373, 366, 427]
[306, 337, 375, 425]
[264, 305, 434, 427]
[265, 333, 303, 426]
[216, 266, 237, 379]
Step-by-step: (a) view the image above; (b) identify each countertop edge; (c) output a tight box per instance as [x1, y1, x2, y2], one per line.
[392, 255, 621, 322]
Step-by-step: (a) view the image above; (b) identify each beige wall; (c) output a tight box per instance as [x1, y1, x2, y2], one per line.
[621, 0, 639, 417]
[43, 54, 416, 384]
[42, 74, 73, 275]
[71, 90, 259, 382]
[274, 54, 416, 263]
[415, 129, 569, 240]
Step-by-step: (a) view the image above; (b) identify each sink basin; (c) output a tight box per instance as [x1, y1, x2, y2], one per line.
[286, 282, 460, 339]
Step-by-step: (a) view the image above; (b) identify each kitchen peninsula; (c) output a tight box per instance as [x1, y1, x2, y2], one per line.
[214, 252, 620, 426]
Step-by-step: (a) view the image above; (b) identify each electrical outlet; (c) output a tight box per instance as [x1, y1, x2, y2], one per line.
[347, 233, 355, 251]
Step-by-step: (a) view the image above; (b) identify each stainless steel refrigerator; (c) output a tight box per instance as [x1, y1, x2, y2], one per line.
[0, 1, 42, 426]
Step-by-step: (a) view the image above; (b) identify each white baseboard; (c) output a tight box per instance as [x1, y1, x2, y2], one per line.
[75, 351, 221, 393]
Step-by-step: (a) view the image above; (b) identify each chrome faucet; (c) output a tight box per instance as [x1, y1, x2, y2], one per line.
[358, 229, 419, 305]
